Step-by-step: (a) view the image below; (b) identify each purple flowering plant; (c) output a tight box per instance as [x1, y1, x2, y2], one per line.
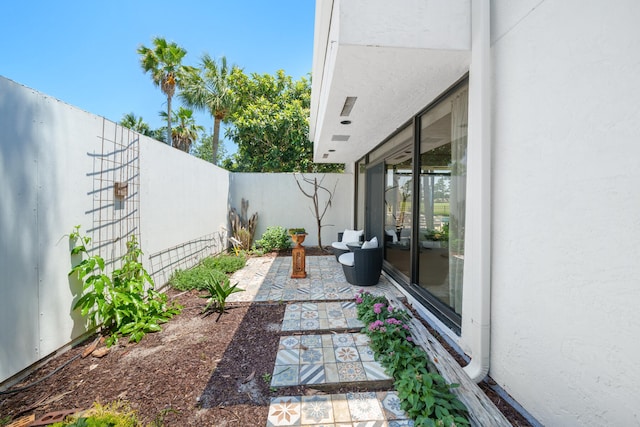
[354, 290, 470, 426]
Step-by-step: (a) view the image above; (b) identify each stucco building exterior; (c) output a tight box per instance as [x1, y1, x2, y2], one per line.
[309, 1, 640, 425]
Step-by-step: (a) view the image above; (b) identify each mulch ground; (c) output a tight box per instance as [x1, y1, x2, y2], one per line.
[0, 249, 531, 426]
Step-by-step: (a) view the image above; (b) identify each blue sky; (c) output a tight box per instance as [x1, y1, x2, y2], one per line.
[1, 1, 316, 154]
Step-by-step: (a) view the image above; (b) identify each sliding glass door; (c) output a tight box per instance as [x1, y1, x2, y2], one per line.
[417, 86, 468, 314]
[357, 80, 468, 327]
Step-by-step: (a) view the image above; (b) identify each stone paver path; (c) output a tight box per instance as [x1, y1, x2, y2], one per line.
[226, 254, 413, 426]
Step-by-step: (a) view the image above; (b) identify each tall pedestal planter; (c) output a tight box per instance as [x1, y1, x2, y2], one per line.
[290, 233, 307, 279]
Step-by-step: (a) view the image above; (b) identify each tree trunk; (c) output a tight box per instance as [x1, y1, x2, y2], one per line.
[212, 116, 221, 165]
[167, 95, 173, 147]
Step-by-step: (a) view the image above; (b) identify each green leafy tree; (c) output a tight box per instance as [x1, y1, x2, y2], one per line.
[180, 55, 239, 164]
[192, 132, 228, 163]
[120, 113, 153, 137]
[159, 107, 204, 153]
[226, 69, 343, 172]
[137, 37, 190, 148]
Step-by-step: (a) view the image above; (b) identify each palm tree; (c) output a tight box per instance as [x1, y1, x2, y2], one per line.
[137, 37, 189, 148]
[180, 54, 239, 164]
[120, 113, 153, 137]
[159, 107, 204, 153]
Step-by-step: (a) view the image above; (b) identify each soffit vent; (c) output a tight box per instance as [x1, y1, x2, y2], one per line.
[322, 153, 329, 159]
[331, 135, 350, 142]
[340, 96, 357, 117]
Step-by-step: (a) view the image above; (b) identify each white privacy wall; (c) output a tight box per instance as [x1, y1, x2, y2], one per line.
[0, 77, 230, 384]
[229, 173, 354, 248]
[490, 1, 640, 425]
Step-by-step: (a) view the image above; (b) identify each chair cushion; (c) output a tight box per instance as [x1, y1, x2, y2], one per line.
[385, 229, 398, 243]
[332, 241, 349, 250]
[338, 252, 354, 267]
[361, 236, 378, 249]
[342, 229, 363, 243]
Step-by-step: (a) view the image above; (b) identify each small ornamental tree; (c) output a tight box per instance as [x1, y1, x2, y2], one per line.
[294, 174, 337, 250]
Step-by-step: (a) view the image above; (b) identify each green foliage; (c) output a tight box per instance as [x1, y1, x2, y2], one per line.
[50, 401, 141, 426]
[191, 132, 229, 164]
[180, 54, 239, 164]
[159, 107, 204, 152]
[137, 37, 192, 148]
[169, 265, 227, 292]
[69, 226, 181, 347]
[355, 290, 469, 426]
[288, 228, 306, 235]
[201, 254, 246, 274]
[256, 226, 292, 252]
[200, 272, 244, 315]
[169, 254, 244, 291]
[225, 69, 343, 173]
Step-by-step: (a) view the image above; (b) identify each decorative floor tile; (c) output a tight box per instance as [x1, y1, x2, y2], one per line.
[379, 392, 406, 420]
[332, 334, 355, 347]
[346, 392, 385, 421]
[282, 320, 300, 331]
[322, 347, 337, 363]
[299, 364, 325, 385]
[301, 335, 323, 348]
[300, 395, 334, 424]
[301, 319, 320, 329]
[362, 361, 391, 381]
[280, 336, 300, 349]
[271, 365, 299, 387]
[337, 362, 366, 382]
[357, 346, 376, 362]
[267, 396, 301, 426]
[353, 334, 370, 346]
[335, 346, 360, 363]
[301, 348, 323, 364]
[324, 363, 340, 383]
[276, 349, 300, 365]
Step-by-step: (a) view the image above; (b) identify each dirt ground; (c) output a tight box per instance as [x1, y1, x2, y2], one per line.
[0, 250, 531, 426]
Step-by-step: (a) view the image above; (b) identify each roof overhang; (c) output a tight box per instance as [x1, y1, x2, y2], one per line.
[310, 0, 471, 164]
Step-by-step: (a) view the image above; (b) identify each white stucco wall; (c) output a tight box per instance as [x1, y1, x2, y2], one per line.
[489, 1, 640, 425]
[139, 138, 230, 265]
[0, 77, 231, 384]
[229, 173, 354, 248]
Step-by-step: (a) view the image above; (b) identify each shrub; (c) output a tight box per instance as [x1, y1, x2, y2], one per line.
[256, 226, 291, 252]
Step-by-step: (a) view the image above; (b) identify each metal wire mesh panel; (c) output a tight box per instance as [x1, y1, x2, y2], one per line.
[88, 119, 141, 269]
[148, 231, 228, 288]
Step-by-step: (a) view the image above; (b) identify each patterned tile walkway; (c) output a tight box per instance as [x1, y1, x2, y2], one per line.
[267, 392, 414, 426]
[228, 255, 403, 303]
[225, 254, 413, 426]
[281, 302, 364, 332]
[271, 333, 390, 387]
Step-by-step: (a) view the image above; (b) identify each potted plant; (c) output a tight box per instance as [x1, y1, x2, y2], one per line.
[288, 228, 307, 247]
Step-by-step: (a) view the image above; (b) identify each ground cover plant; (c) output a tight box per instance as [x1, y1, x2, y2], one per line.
[355, 290, 470, 427]
[69, 226, 181, 347]
[168, 253, 246, 291]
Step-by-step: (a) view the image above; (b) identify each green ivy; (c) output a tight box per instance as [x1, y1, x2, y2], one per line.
[355, 290, 469, 426]
[69, 226, 181, 347]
